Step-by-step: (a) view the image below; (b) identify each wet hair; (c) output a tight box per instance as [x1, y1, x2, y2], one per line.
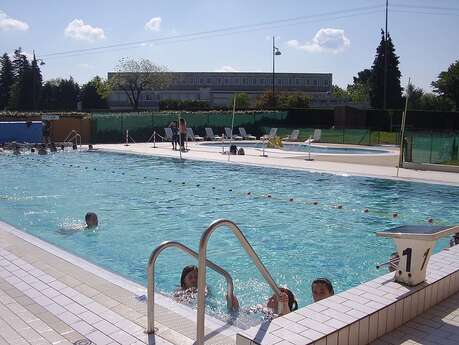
[180, 265, 198, 289]
[280, 287, 298, 312]
[311, 278, 334, 295]
[85, 212, 97, 223]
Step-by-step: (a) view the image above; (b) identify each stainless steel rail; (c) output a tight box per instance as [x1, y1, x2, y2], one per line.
[146, 240, 234, 334]
[196, 219, 283, 345]
[63, 130, 82, 148]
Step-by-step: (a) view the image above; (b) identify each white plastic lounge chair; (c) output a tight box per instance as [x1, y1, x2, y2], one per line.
[283, 129, 300, 141]
[164, 127, 173, 141]
[262, 128, 278, 139]
[239, 127, 256, 140]
[187, 128, 204, 141]
[225, 127, 243, 140]
[304, 129, 322, 144]
[205, 128, 222, 141]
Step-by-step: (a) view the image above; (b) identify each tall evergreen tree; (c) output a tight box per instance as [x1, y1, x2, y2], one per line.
[369, 30, 403, 109]
[8, 48, 33, 110]
[31, 52, 43, 110]
[0, 54, 14, 110]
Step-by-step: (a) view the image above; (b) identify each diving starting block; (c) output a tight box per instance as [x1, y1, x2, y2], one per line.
[377, 225, 459, 286]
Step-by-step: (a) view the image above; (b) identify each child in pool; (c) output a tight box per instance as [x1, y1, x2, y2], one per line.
[173, 265, 204, 304]
[312, 278, 334, 302]
[230, 287, 298, 320]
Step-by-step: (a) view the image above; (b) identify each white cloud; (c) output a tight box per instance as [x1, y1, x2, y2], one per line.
[288, 28, 350, 54]
[214, 65, 239, 72]
[64, 19, 105, 42]
[145, 17, 161, 32]
[0, 11, 29, 31]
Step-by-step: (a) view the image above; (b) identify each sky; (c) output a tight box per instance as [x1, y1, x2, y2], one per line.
[1, 0, 458, 91]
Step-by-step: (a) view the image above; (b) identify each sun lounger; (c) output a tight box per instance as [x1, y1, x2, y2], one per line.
[225, 127, 243, 140]
[262, 128, 277, 139]
[187, 128, 204, 141]
[205, 128, 222, 141]
[239, 127, 256, 140]
[283, 129, 300, 141]
[304, 129, 322, 144]
[164, 127, 173, 141]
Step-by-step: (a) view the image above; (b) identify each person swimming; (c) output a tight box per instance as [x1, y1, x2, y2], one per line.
[312, 278, 334, 302]
[230, 287, 298, 320]
[173, 265, 205, 304]
[85, 212, 98, 228]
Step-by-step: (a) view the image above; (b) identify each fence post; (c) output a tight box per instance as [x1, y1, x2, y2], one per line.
[120, 115, 124, 143]
[342, 128, 345, 144]
[429, 131, 433, 164]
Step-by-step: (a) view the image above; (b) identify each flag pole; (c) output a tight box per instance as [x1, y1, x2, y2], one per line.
[228, 96, 236, 162]
[397, 77, 410, 177]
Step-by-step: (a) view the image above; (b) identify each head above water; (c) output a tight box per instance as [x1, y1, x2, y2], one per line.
[181, 265, 198, 289]
[312, 278, 334, 302]
[267, 287, 298, 313]
[85, 212, 98, 228]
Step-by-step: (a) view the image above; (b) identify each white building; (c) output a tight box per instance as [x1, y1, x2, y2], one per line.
[107, 71, 333, 109]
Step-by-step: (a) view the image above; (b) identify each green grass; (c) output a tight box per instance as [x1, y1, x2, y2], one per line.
[440, 160, 459, 166]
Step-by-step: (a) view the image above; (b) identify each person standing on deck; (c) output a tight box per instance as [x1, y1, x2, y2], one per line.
[178, 118, 187, 152]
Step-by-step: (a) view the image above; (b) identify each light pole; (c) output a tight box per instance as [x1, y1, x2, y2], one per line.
[272, 36, 281, 108]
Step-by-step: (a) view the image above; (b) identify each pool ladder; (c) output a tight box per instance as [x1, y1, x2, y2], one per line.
[63, 130, 82, 149]
[147, 219, 283, 345]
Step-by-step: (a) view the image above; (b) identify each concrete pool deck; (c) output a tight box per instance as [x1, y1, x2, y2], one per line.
[95, 142, 459, 186]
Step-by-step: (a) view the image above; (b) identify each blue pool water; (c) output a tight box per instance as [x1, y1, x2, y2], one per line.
[202, 142, 390, 154]
[0, 151, 457, 322]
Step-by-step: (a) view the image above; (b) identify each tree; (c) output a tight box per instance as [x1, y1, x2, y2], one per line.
[347, 69, 371, 103]
[332, 85, 350, 100]
[0, 53, 14, 110]
[30, 53, 43, 110]
[40, 78, 79, 110]
[255, 91, 309, 109]
[279, 93, 310, 108]
[109, 58, 171, 110]
[229, 92, 250, 109]
[431, 60, 459, 110]
[81, 76, 108, 110]
[8, 48, 33, 110]
[406, 83, 424, 110]
[369, 31, 403, 109]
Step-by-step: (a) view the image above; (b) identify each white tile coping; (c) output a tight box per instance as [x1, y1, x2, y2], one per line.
[237, 244, 459, 345]
[0, 220, 245, 339]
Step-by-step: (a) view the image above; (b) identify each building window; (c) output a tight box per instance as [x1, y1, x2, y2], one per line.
[314, 80, 318, 86]
[145, 94, 153, 101]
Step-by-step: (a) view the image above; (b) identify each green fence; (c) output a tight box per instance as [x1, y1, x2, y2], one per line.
[406, 131, 459, 165]
[91, 111, 288, 143]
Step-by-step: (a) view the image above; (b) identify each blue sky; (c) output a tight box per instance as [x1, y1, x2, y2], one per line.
[1, 0, 458, 91]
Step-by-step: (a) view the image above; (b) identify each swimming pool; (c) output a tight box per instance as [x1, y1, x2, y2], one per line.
[0, 151, 457, 323]
[201, 142, 391, 154]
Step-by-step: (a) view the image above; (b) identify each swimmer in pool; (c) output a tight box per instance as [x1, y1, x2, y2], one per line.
[173, 265, 207, 304]
[230, 287, 297, 320]
[85, 212, 98, 228]
[312, 278, 334, 302]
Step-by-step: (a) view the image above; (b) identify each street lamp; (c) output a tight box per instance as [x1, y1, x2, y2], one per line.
[272, 36, 281, 108]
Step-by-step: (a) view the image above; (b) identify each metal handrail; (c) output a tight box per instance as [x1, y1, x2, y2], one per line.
[63, 130, 82, 148]
[196, 219, 282, 345]
[146, 240, 234, 334]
